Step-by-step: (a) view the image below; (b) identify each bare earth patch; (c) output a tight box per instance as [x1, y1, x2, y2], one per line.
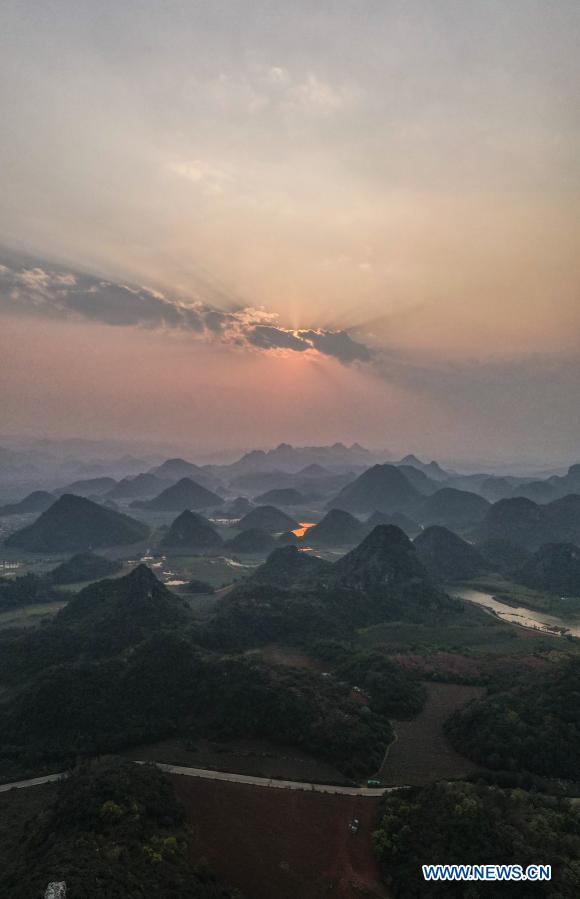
[248, 644, 325, 671]
[380, 682, 485, 786]
[173, 774, 388, 899]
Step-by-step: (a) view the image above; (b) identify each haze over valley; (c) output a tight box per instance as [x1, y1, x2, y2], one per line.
[1, 438, 580, 896]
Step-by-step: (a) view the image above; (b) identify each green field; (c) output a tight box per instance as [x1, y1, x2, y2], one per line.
[355, 603, 572, 655]
[161, 552, 258, 588]
[0, 599, 69, 631]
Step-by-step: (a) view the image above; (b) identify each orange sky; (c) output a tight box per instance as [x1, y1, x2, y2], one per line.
[0, 2, 579, 463]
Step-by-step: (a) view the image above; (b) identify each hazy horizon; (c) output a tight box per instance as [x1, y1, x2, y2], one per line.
[1, 1, 579, 463]
[0, 429, 574, 476]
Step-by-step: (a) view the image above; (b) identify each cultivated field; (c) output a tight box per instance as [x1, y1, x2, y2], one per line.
[390, 649, 551, 683]
[173, 774, 388, 899]
[380, 682, 484, 786]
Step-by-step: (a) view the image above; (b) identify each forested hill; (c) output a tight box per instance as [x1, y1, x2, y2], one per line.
[0, 562, 422, 782]
[0, 759, 241, 899]
[0, 565, 191, 681]
[203, 525, 457, 650]
[4, 493, 150, 552]
[445, 656, 580, 779]
[374, 781, 580, 897]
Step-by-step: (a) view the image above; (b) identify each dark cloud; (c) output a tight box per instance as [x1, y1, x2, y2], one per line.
[246, 324, 374, 363]
[66, 282, 186, 329]
[0, 261, 187, 330]
[180, 306, 205, 332]
[247, 325, 309, 352]
[297, 328, 373, 363]
[0, 249, 374, 366]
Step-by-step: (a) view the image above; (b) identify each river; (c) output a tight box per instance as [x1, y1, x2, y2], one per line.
[452, 588, 580, 639]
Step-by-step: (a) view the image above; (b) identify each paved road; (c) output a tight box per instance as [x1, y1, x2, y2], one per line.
[0, 772, 66, 793]
[0, 763, 398, 797]
[148, 762, 397, 796]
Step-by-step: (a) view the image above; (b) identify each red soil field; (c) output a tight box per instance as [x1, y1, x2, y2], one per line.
[391, 650, 550, 683]
[172, 775, 389, 899]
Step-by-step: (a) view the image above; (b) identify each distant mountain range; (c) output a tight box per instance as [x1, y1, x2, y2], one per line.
[511, 464, 580, 504]
[395, 454, 450, 481]
[206, 442, 385, 477]
[227, 468, 355, 496]
[148, 457, 222, 492]
[2, 443, 580, 558]
[54, 476, 117, 498]
[0, 440, 155, 489]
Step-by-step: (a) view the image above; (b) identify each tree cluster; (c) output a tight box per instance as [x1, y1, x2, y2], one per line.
[374, 781, 580, 897]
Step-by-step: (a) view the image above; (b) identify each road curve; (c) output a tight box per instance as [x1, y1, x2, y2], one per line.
[0, 762, 400, 797]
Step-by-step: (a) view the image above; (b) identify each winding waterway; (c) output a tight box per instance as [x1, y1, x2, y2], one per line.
[453, 588, 580, 639]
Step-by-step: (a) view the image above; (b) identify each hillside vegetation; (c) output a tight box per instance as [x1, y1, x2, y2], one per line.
[374, 781, 580, 897]
[0, 759, 241, 899]
[445, 657, 580, 778]
[0, 564, 409, 781]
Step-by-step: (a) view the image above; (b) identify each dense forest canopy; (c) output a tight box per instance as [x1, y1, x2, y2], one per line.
[374, 781, 580, 897]
[445, 657, 580, 779]
[0, 564, 430, 781]
[0, 759, 241, 899]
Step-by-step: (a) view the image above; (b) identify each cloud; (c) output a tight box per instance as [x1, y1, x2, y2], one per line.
[288, 74, 346, 114]
[0, 251, 374, 366]
[371, 346, 580, 455]
[202, 66, 353, 119]
[247, 325, 310, 352]
[266, 66, 291, 86]
[297, 328, 373, 363]
[168, 160, 234, 196]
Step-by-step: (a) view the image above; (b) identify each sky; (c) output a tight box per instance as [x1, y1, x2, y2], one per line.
[0, 0, 579, 464]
